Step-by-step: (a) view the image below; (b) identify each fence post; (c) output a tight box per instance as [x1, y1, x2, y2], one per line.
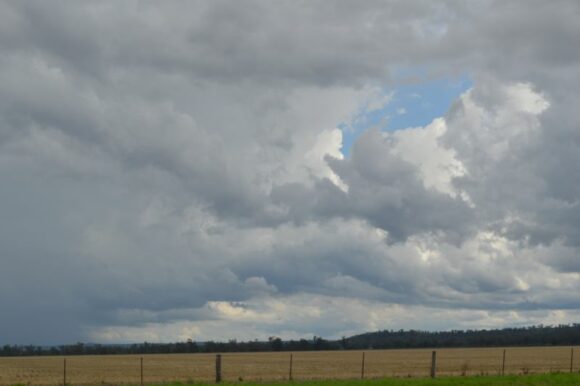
[502, 349, 506, 375]
[571, 347, 574, 373]
[430, 351, 436, 378]
[289, 353, 293, 381]
[140, 357, 144, 386]
[215, 354, 222, 383]
[361, 351, 366, 379]
[63, 358, 67, 386]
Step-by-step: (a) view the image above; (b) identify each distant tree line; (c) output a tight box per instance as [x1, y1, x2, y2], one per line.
[0, 336, 335, 357]
[2, 324, 580, 357]
[342, 324, 580, 350]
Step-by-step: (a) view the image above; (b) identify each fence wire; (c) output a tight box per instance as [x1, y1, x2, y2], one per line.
[0, 346, 578, 385]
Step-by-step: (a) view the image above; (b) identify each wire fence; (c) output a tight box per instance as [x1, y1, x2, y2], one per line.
[0, 346, 578, 385]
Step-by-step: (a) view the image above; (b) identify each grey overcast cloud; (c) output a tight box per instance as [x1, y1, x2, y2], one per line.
[1, 0, 580, 345]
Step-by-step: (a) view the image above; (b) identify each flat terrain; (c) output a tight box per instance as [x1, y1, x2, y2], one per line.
[0, 346, 578, 385]
[159, 373, 580, 385]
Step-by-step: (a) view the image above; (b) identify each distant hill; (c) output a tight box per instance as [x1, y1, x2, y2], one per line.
[2, 324, 580, 356]
[342, 324, 580, 350]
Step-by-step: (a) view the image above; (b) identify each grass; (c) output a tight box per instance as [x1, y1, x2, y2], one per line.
[153, 373, 580, 386]
[0, 347, 578, 385]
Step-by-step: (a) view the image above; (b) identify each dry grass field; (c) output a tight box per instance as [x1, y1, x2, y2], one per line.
[0, 346, 578, 385]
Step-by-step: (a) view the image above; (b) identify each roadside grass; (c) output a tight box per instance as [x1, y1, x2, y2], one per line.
[149, 373, 580, 386]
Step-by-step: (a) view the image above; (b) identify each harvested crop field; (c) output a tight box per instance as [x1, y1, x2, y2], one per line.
[0, 346, 578, 385]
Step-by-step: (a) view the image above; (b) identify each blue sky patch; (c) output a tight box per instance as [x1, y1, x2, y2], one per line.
[340, 74, 472, 156]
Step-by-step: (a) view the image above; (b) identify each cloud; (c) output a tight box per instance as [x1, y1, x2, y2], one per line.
[89, 293, 580, 344]
[1, 1, 580, 344]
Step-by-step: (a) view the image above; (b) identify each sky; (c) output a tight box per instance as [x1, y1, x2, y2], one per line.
[1, 0, 580, 345]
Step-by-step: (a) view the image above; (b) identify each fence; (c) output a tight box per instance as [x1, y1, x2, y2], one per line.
[0, 346, 578, 385]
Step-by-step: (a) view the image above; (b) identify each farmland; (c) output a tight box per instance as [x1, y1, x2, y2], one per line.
[0, 346, 578, 385]
[161, 373, 580, 385]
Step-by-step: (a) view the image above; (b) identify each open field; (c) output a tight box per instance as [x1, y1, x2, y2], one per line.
[0, 346, 578, 385]
[158, 373, 580, 386]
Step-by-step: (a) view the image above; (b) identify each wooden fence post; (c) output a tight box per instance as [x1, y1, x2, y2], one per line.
[289, 353, 293, 381]
[361, 352, 366, 379]
[63, 358, 67, 386]
[215, 354, 222, 383]
[430, 351, 436, 378]
[571, 347, 574, 373]
[140, 357, 144, 386]
[502, 349, 506, 375]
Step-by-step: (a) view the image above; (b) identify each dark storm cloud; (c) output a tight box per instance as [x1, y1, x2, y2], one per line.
[1, 0, 580, 343]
